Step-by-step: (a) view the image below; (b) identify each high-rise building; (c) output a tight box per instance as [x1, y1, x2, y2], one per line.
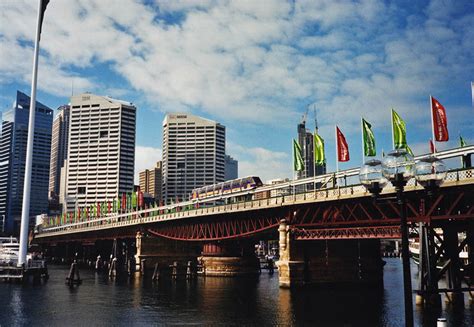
[162, 114, 225, 203]
[224, 155, 238, 180]
[48, 105, 70, 207]
[0, 91, 53, 234]
[64, 93, 136, 212]
[139, 161, 162, 202]
[297, 120, 326, 180]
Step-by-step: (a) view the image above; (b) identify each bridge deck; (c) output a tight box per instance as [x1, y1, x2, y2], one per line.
[36, 168, 474, 240]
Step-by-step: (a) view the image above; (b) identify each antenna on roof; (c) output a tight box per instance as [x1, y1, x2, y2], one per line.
[301, 105, 309, 125]
[314, 105, 318, 133]
[71, 79, 74, 97]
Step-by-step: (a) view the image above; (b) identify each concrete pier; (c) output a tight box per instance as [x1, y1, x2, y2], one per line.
[199, 242, 260, 276]
[135, 233, 200, 278]
[276, 220, 384, 287]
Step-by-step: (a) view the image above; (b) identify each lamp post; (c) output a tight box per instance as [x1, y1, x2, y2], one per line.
[414, 156, 447, 307]
[360, 149, 415, 327]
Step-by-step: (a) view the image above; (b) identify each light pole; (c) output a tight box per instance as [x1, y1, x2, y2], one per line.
[360, 149, 415, 327]
[414, 156, 447, 307]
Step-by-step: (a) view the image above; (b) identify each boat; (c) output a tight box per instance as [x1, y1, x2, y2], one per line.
[0, 237, 20, 266]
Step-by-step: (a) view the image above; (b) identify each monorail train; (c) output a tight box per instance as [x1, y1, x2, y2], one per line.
[191, 176, 263, 201]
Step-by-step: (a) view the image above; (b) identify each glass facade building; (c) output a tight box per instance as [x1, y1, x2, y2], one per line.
[0, 91, 53, 234]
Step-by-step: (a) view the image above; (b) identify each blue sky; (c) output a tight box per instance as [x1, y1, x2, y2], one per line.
[1, 0, 473, 182]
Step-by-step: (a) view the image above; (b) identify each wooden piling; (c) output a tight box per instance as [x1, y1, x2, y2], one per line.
[66, 262, 82, 286]
[152, 263, 160, 282]
[171, 261, 178, 280]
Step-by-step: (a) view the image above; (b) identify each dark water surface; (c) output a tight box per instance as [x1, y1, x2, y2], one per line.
[1, 259, 473, 326]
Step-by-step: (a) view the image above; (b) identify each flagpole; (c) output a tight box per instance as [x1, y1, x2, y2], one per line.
[335, 125, 339, 187]
[361, 118, 365, 165]
[18, 0, 44, 267]
[430, 95, 437, 153]
[391, 109, 395, 150]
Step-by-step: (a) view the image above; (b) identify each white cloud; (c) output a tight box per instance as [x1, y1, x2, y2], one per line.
[1, 0, 473, 179]
[134, 146, 162, 184]
[227, 142, 291, 183]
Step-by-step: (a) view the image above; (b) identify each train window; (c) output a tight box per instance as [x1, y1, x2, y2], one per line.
[232, 180, 241, 190]
[253, 177, 263, 186]
[223, 182, 231, 191]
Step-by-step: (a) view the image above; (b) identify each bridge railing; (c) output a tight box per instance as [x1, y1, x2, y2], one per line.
[37, 166, 474, 236]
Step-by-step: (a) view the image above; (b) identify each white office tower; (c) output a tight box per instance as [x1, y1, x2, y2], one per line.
[162, 114, 225, 203]
[64, 94, 136, 212]
[49, 105, 70, 199]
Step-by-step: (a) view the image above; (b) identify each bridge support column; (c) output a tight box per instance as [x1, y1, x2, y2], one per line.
[134, 234, 200, 278]
[276, 219, 384, 288]
[415, 223, 441, 307]
[135, 232, 143, 272]
[276, 219, 304, 287]
[443, 225, 464, 305]
[199, 242, 260, 276]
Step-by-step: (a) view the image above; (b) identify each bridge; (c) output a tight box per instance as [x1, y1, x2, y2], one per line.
[35, 147, 474, 298]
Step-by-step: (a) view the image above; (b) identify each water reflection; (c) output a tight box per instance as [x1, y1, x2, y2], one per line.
[0, 259, 473, 326]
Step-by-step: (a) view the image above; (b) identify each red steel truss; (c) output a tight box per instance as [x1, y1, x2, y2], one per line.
[292, 226, 401, 240]
[148, 216, 282, 241]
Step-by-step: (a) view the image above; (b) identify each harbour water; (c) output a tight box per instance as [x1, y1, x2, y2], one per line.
[1, 258, 473, 326]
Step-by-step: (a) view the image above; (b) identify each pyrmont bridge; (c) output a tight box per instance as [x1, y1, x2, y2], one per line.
[35, 146, 474, 304]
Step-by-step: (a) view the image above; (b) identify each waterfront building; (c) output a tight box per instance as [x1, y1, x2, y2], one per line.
[63, 93, 136, 212]
[139, 161, 162, 202]
[48, 105, 70, 212]
[162, 114, 225, 203]
[0, 91, 53, 234]
[224, 155, 238, 181]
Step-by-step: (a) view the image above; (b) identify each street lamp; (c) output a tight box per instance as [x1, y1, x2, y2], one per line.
[415, 156, 447, 194]
[359, 159, 388, 197]
[360, 149, 415, 327]
[414, 155, 447, 307]
[360, 151, 448, 323]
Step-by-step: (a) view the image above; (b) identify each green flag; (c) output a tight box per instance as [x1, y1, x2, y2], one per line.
[293, 139, 304, 171]
[132, 191, 137, 209]
[392, 109, 407, 149]
[362, 118, 376, 156]
[460, 135, 467, 147]
[313, 133, 325, 165]
[405, 144, 414, 156]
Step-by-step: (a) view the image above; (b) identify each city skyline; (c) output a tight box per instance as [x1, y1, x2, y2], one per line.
[1, 1, 473, 183]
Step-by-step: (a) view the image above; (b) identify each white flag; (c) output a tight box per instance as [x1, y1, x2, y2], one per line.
[471, 81, 474, 109]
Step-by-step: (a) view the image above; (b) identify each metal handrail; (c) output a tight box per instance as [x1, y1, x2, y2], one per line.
[38, 166, 474, 236]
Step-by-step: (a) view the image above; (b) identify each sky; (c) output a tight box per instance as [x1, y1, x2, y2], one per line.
[1, 0, 473, 183]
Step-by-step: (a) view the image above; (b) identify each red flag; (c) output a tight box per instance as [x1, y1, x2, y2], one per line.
[138, 191, 144, 208]
[336, 126, 350, 162]
[431, 97, 449, 142]
[108, 201, 111, 214]
[122, 192, 126, 210]
[429, 139, 435, 154]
